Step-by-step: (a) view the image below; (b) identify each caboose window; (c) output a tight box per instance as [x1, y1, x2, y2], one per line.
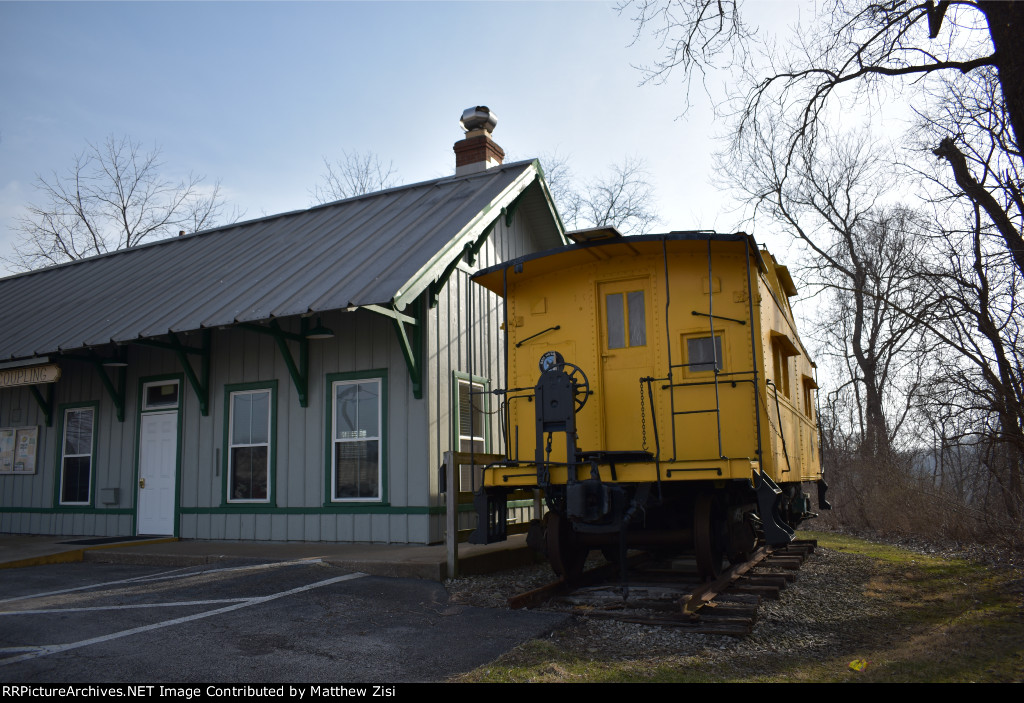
[627, 291, 646, 346]
[605, 291, 646, 349]
[688, 336, 723, 373]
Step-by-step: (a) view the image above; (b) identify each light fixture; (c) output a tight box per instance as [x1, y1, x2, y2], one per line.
[102, 349, 128, 367]
[305, 317, 335, 340]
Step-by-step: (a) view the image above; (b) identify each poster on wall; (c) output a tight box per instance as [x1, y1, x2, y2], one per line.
[0, 426, 38, 474]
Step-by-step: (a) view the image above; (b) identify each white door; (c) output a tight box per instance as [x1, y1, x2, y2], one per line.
[137, 411, 178, 535]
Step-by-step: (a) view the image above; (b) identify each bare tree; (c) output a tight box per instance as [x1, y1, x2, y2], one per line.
[622, 1, 1023, 276]
[910, 195, 1024, 528]
[725, 125, 928, 458]
[623, 1, 1024, 543]
[311, 150, 399, 204]
[9, 135, 233, 271]
[619, 0, 752, 111]
[537, 151, 581, 230]
[554, 156, 660, 235]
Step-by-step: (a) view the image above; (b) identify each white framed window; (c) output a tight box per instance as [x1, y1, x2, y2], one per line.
[227, 387, 273, 502]
[453, 374, 489, 493]
[59, 406, 95, 505]
[142, 380, 179, 411]
[329, 375, 384, 502]
[457, 377, 488, 454]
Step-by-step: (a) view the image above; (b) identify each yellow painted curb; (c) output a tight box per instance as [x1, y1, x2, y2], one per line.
[0, 549, 86, 570]
[0, 537, 178, 570]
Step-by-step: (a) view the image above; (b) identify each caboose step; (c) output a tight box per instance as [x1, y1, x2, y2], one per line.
[467, 489, 508, 545]
[754, 470, 796, 546]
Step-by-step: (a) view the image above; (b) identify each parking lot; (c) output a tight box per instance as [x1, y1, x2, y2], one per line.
[0, 559, 569, 682]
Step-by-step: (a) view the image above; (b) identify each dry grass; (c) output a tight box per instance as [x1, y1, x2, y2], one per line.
[451, 530, 1024, 683]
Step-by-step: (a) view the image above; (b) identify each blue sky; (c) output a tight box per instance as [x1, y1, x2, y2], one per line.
[0, 1, 796, 274]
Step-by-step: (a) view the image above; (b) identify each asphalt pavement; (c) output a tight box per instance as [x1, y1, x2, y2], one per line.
[0, 557, 570, 682]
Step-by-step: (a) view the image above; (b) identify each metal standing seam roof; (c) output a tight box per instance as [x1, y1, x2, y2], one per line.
[0, 160, 556, 362]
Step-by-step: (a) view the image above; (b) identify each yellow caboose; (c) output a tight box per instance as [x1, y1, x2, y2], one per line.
[469, 229, 828, 580]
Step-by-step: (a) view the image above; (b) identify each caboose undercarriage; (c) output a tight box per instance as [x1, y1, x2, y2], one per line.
[469, 361, 825, 581]
[473, 470, 823, 582]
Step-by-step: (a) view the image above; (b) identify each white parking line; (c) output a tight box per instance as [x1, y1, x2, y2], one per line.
[0, 558, 324, 606]
[0, 598, 251, 616]
[0, 571, 367, 667]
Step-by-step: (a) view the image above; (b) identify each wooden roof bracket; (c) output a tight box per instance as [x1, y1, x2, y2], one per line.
[365, 301, 424, 401]
[28, 383, 54, 427]
[136, 330, 211, 415]
[58, 349, 128, 422]
[237, 320, 309, 408]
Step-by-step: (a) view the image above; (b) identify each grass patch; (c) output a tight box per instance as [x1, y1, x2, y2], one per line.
[452, 530, 1024, 683]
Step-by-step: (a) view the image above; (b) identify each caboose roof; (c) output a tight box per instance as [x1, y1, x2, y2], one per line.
[472, 231, 766, 295]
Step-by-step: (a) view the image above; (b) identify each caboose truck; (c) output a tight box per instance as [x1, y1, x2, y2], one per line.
[467, 230, 829, 582]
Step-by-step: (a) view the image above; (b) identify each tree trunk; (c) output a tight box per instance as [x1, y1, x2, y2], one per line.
[979, 1, 1024, 157]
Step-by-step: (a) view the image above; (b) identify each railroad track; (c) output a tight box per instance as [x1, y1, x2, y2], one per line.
[508, 539, 817, 636]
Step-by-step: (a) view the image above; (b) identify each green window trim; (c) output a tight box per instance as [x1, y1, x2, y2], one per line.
[54, 401, 99, 508]
[221, 381, 278, 508]
[324, 370, 388, 506]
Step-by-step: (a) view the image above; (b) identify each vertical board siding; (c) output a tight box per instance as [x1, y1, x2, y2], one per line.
[425, 211, 550, 542]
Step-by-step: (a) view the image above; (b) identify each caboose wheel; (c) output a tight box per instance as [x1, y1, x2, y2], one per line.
[694, 492, 727, 581]
[546, 511, 587, 583]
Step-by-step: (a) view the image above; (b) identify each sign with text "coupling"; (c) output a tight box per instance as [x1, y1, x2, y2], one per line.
[0, 364, 61, 389]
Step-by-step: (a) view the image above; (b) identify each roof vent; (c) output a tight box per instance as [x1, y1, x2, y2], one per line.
[454, 106, 504, 176]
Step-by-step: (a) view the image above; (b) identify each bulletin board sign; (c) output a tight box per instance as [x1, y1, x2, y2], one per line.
[0, 426, 39, 474]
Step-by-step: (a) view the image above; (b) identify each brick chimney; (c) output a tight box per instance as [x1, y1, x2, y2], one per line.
[454, 106, 504, 176]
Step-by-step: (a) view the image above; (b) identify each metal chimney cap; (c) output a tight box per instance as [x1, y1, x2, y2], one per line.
[460, 106, 497, 134]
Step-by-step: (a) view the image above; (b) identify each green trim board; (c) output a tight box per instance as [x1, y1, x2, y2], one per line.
[0, 507, 133, 514]
[323, 369, 388, 507]
[394, 163, 543, 311]
[52, 401, 99, 509]
[220, 380, 278, 508]
[428, 219, 498, 308]
[132, 373, 185, 537]
[175, 500, 534, 517]
[0, 503, 525, 516]
[530, 158, 570, 243]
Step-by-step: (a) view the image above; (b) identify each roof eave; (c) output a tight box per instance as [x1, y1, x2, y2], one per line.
[392, 162, 547, 311]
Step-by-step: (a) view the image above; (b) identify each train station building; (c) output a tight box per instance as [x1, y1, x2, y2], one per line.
[0, 109, 566, 543]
